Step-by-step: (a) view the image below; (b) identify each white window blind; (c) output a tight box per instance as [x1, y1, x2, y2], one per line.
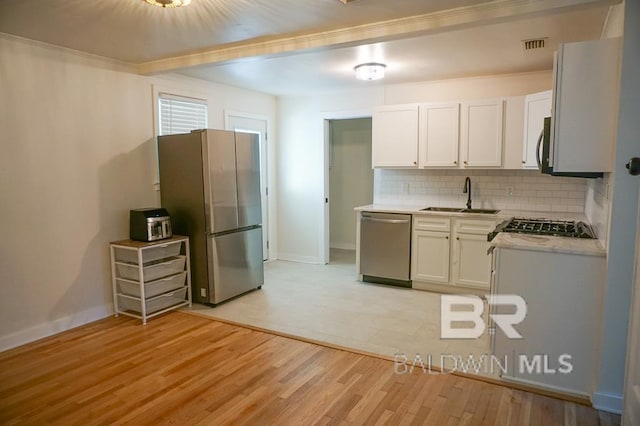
[158, 94, 207, 135]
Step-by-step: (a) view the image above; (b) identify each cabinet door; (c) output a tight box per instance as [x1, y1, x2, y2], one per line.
[552, 38, 620, 172]
[522, 90, 552, 169]
[372, 104, 419, 168]
[503, 96, 525, 169]
[411, 231, 450, 283]
[460, 99, 504, 167]
[452, 233, 492, 289]
[419, 103, 459, 168]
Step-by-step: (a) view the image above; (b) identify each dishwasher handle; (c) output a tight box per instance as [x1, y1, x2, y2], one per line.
[361, 216, 410, 225]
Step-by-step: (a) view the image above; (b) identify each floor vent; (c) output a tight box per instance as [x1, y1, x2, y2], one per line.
[522, 38, 548, 51]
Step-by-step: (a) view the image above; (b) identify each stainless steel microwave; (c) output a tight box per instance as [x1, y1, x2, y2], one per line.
[536, 117, 603, 179]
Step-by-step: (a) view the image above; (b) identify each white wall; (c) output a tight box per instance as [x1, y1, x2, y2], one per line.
[277, 72, 551, 263]
[276, 88, 383, 263]
[0, 34, 276, 351]
[329, 118, 373, 250]
[595, 0, 640, 414]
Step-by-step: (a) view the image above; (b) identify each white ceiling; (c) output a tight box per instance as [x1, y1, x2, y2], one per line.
[0, 0, 617, 96]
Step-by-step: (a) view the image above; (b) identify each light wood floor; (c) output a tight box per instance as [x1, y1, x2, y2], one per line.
[0, 312, 621, 425]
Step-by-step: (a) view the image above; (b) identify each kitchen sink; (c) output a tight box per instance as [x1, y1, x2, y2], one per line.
[460, 208, 501, 214]
[420, 207, 465, 212]
[421, 207, 500, 214]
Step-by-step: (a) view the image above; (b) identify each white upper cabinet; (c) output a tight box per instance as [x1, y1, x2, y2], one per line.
[372, 104, 419, 168]
[460, 99, 504, 167]
[503, 96, 526, 170]
[522, 90, 552, 169]
[551, 38, 620, 173]
[418, 103, 459, 168]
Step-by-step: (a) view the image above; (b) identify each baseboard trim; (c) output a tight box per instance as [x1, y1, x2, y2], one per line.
[0, 304, 112, 352]
[592, 391, 623, 414]
[277, 253, 321, 264]
[330, 243, 356, 250]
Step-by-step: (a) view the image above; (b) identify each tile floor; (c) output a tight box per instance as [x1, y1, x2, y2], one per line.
[185, 249, 492, 376]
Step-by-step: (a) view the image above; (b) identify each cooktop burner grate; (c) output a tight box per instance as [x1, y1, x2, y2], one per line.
[488, 218, 597, 241]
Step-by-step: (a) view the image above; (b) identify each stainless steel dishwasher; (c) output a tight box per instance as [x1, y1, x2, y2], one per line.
[359, 212, 411, 287]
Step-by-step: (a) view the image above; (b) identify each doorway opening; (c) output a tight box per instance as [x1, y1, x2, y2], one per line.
[327, 118, 373, 265]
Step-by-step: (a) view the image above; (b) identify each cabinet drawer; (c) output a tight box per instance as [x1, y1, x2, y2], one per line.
[116, 255, 186, 282]
[454, 219, 496, 235]
[118, 287, 187, 314]
[114, 242, 182, 265]
[413, 216, 451, 232]
[118, 271, 186, 299]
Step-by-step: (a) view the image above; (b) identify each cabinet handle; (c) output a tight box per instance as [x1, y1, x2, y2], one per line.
[463, 161, 468, 165]
[413, 161, 417, 165]
[453, 161, 457, 165]
[445, 236, 449, 239]
[522, 160, 526, 164]
[456, 237, 460, 240]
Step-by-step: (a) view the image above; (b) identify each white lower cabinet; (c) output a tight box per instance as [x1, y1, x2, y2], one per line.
[412, 231, 450, 283]
[411, 216, 451, 283]
[412, 215, 495, 292]
[452, 219, 495, 290]
[492, 246, 605, 396]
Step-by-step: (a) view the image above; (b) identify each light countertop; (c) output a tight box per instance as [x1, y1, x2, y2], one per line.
[490, 233, 605, 257]
[354, 204, 604, 256]
[354, 203, 588, 222]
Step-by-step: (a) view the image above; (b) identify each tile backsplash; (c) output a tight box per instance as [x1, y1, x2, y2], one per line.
[373, 169, 587, 213]
[584, 173, 610, 245]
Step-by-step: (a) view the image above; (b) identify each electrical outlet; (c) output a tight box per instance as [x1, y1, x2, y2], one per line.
[200, 288, 206, 298]
[506, 186, 514, 197]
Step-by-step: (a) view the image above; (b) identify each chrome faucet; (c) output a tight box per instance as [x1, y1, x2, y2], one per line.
[463, 177, 472, 209]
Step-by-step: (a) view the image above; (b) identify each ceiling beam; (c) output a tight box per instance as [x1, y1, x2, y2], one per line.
[136, 0, 618, 75]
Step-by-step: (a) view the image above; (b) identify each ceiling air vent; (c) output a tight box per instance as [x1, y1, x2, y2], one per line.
[338, 0, 361, 4]
[521, 38, 548, 51]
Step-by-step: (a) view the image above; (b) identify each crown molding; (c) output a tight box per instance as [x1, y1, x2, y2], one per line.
[136, 0, 619, 75]
[0, 32, 136, 73]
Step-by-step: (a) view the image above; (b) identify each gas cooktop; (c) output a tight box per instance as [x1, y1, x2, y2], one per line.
[487, 218, 597, 241]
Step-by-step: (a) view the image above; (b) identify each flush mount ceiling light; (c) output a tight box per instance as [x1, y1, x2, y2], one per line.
[354, 62, 386, 81]
[144, 0, 191, 8]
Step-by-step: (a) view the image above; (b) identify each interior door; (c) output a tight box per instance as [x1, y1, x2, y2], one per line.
[623, 187, 640, 425]
[225, 113, 269, 261]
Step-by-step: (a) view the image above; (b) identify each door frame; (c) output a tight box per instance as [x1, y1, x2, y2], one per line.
[623, 186, 640, 425]
[320, 109, 372, 264]
[224, 110, 275, 261]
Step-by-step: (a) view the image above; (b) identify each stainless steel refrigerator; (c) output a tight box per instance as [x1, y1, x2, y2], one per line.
[158, 129, 263, 305]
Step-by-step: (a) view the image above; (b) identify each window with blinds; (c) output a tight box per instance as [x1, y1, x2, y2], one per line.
[158, 94, 208, 135]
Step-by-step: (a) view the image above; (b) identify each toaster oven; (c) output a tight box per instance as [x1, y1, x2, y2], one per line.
[129, 208, 172, 242]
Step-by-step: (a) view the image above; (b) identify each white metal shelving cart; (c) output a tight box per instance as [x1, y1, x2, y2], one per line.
[110, 235, 192, 324]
